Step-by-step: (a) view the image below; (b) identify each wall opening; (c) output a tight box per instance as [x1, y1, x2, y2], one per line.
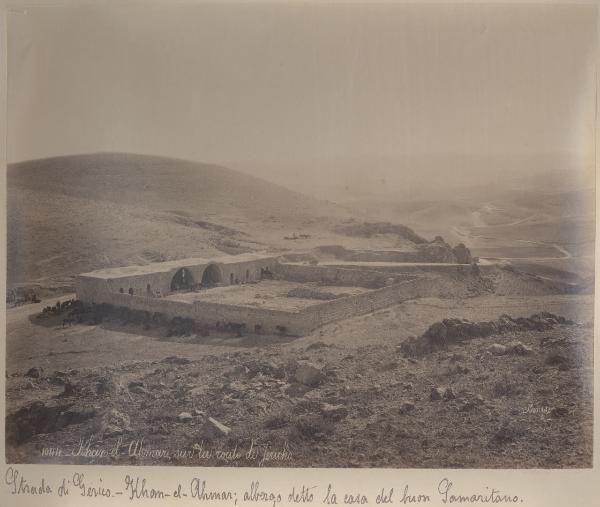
[230, 273, 234, 285]
[245, 269, 250, 280]
[201, 264, 222, 287]
[171, 267, 195, 291]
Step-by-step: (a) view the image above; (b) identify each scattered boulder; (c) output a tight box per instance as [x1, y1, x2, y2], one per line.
[49, 371, 69, 385]
[294, 362, 324, 387]
[490, 422, 526, 445]
[443, 387, 456, 400]
[291, 414, 334, 441]
[93, 408, 131, 437]
[96, 375, 118, 395]
[380, 360, 399, 371]
[460, 400, 477, 412]
[400, 313, 575, 357]
[178, 412, 194, 422]
[430, 387, 444, 401]
[128, 381, 148, 395]
[161, 356, 191, 365]
[264, 413, 290, 429]
[450, 363, 469, 374]
[59, 381, 83, 397]
[204, 417, 231, 437]
[488, 344, 508, 356]
[507, 341, 533, 355]
[24, 367, 43, 379]
[399, 402, 415, 414]
[320, 403, 348, 421]
[243, 359, 285, 379]
[284, 382, 312, 398]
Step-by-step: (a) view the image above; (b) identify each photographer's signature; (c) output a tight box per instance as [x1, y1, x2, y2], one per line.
[521, 404, 551, 415]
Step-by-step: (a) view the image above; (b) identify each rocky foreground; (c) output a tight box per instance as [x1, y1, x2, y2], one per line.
[5, 312, 593, 468]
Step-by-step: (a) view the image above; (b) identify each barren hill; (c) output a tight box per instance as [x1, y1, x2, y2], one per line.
[7, 153, 347, 289]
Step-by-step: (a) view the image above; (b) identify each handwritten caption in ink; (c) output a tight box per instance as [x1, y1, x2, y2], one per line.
[4, 467, 525, 505]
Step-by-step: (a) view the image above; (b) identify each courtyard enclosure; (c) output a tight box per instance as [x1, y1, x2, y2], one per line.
[75, 254, 446, 335]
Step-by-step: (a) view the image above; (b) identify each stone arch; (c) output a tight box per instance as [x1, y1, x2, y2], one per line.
[200, 264, 222, 287]
[170, 267, 195, 291]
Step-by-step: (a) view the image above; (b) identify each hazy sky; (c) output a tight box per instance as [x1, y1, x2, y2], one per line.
[8, 2, 597, 179]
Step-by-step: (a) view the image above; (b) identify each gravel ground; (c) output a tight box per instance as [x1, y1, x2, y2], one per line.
[5, 294, 593, 468]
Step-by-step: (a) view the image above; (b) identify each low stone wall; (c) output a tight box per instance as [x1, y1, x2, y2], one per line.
[96, 291, 310, 335]
[299, 276, 441, 329]
[311, 263, 476, 276]
[105, 292, 198, 320]
[192, 300, 310, 335]
[273, 263, 416, 288]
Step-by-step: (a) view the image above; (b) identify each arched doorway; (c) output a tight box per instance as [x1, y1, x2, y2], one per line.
[200, 264, 222, 287]
[170, 267, 195, 291]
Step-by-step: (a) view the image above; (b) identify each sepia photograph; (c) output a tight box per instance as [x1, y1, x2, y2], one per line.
[3, 1, 596, 471]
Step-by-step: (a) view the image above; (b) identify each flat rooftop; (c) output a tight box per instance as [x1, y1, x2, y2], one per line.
[79, 252, 277, 280]
[164, 280, 371, 311]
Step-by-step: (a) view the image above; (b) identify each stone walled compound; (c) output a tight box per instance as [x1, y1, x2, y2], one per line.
[76, 253, 448, 335]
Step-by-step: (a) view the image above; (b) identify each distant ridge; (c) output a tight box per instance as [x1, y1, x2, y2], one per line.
[8, 152, 340, 221]
[7, 152, 347, 287]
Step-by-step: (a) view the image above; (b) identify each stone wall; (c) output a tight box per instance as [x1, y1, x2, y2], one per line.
[105, 271, 174, 298]
[75, 276, 113, 303]
[299, 276, 441, 329]
[107, 292, 198, 319]
[273, 263, 416, 288]
[278, 262, 476, 279]
[99, 291, 309, 334]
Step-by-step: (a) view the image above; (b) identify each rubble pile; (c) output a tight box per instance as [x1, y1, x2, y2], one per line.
[400, 312, 575, 357]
